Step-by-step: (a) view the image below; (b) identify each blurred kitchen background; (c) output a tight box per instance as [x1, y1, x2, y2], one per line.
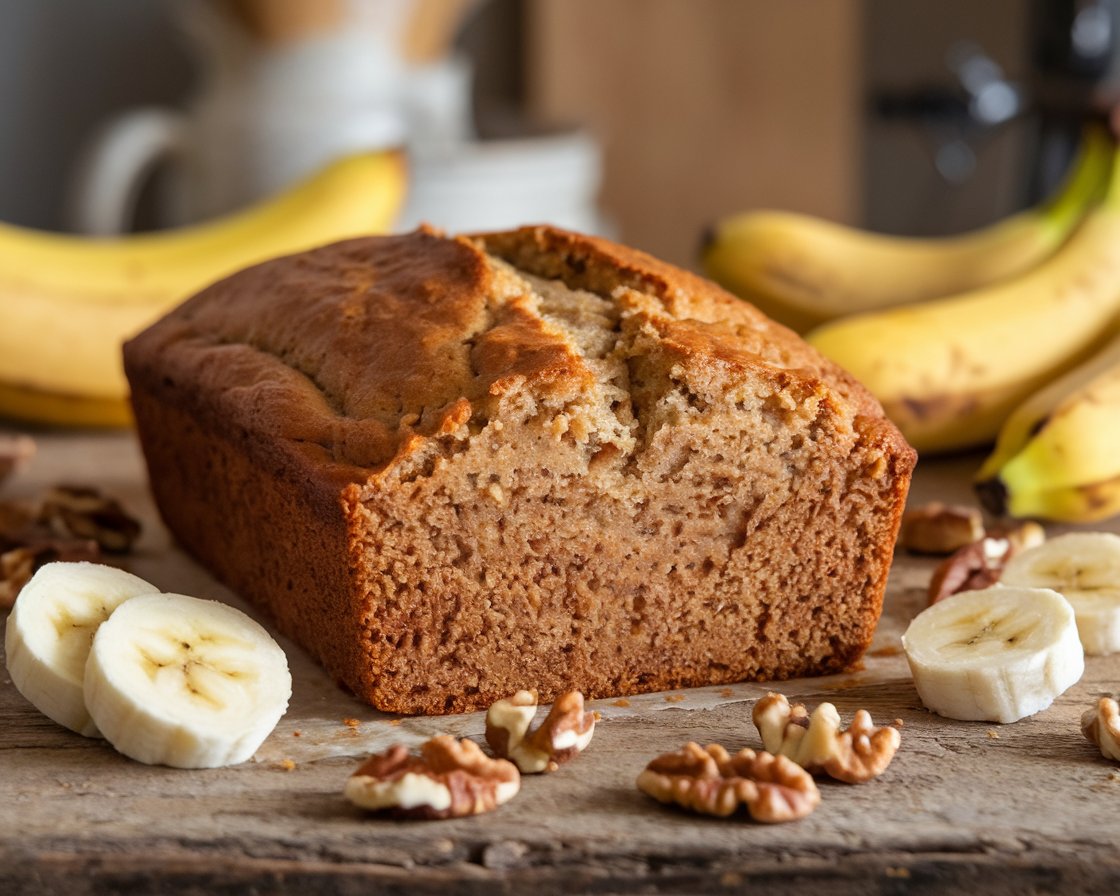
[0, 0, 1116, 267]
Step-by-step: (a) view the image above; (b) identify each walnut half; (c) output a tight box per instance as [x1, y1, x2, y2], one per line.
[637, 742, 819, 823]
[485, 690, 596, 773]
[344, 736, 520, 819]
[1082, 697, 1120, 762]
[752, 692, 900, 784]
[928, 522, 1046, 605]
[39, 485, 141, 553]
[899, 502, 984, 555]
[0, 539, 100, 609]
[0, 482, 141, 609]
[0, 497, 101, 610]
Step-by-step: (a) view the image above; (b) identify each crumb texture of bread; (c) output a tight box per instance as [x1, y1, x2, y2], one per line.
[124, 225, 915, 715]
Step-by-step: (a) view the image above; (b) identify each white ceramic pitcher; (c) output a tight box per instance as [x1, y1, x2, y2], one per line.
[67, 0, 466, 232]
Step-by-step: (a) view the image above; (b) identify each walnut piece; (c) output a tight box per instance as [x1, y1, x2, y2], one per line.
[38, 485, 141, 553]
[928, 522, 1046, 605]
[344, 735, 520, 819]
[752, 692, 900, 784]
[1082, 697, 1120, 762]
[899, 502, 984, 555]
[0, 482, 140, 608]
[636, 741, 819, 822]
[990, 520, 1046, 554]
[0, 499, 102, 609]
[928, 536, 1011, 604]
[0, 539, 102, 609]
[0, 435, 35, 487]
[485, 690, 596, 773]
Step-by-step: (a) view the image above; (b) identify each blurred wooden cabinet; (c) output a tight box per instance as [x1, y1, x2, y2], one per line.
[522, 0, 864, 267]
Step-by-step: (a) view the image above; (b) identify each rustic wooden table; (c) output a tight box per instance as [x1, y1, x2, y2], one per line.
[2, 429, 1119, 895]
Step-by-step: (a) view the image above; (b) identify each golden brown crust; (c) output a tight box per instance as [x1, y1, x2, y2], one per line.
[124, 225, 915, 715]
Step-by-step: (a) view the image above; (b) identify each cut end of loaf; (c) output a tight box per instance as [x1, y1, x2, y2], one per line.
[346, 228, 914, 713]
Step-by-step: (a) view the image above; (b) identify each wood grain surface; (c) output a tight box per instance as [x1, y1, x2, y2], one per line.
[2, 429, 1119, 895]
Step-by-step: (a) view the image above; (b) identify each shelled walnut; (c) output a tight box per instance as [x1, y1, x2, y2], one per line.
[38, 485, 141, 553]
[636, 741, 819, 822]
[0, 497, 101, 609]
[344, 736, 520, 819]
[0, 539, 100, 609]
[1082, 697, 1120, 762]
[0, 483, 142, 608]
[752, 692, 900, 784]
[927, 521, 1045, 605]
[485, 690, 597, 773]
[899, 502, 984, 555]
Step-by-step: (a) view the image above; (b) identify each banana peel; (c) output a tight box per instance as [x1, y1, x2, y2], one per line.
[0, 382, 132, 429]
[808, 146, 1120, 455]
[701, 127, 1111, 332]
[975, 326, 1120, 522]
[0, 149, 407, 428]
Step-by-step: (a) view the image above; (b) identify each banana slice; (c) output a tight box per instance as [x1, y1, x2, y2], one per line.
[83, 593, 291, 768]
[901, 586, 1084, 723]
[1000, 532, 1120, 656]
[4, 561, 158, 736]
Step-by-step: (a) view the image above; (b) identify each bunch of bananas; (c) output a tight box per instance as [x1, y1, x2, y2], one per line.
[0, 150, 407, 427]
[702, 127, 1120, 523]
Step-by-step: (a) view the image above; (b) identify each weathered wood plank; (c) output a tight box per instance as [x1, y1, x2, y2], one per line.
[1, 430, 1119, 894]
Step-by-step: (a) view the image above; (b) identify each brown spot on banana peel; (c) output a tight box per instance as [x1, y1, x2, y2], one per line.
[1083, 475, 1120, 512]
[949, 343, 989, 380]
[761, 261, 831, 302]
[885, 372, 1060, 453]
[898, 394, 981, 422]
[1027, 415, 1050, 439]
[753, 264, 840, 331]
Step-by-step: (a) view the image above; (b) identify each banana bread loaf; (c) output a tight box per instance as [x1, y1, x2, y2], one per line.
[123, 225, 915, 715]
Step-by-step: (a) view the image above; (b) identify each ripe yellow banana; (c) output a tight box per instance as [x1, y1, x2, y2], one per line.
[807, 148, 1120, 455]
[0, 382, 133, 428]
[990, 475, 1120, 523]
[975, 329, 1120, 521]
[0, 150, 407, 427]
[701, 128, 1111, 332]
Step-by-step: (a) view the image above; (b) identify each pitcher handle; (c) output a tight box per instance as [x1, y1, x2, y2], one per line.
[65, 108, 186, 235]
